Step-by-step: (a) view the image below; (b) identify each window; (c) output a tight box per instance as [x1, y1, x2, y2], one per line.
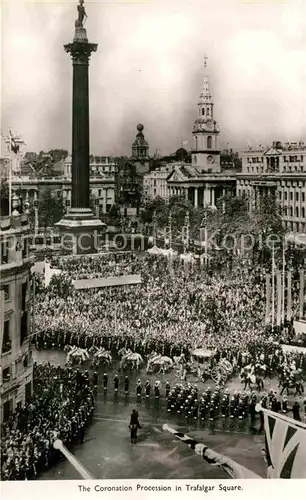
[284, 207, 288, 216]
[290, 192, 293, 201]
[302, 207, 305, 219]
[2, 367, 11, 383]
[290, 207, 293, 217]
[20, 311, 28, 345]
[153, 180, 156, 186]
[284, 191, 288, 201]
[195, 136, 198, 149]
[207, 136, 212, 149]
[2, 320, 11, 354]
[4, 284, 10, 301]
[202, 108, 205, 116]
[207, 107, 210, 116]
[22, 282, 28, 311]
[22, 238, 28, 259]
[1, 241, 8, 264]
[296, 191, 299, 201]
[194, 155, 197, 164]
[296, 207, 299, 218]
[279, 191, 282, 200]
[302, 192, 305, 203]
[25, 381, 32, 402]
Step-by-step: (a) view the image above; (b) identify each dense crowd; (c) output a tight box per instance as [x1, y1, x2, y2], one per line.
[50, 252, 145, 280]
[1, 363, 95, 480]
[35, 253, 302, 362]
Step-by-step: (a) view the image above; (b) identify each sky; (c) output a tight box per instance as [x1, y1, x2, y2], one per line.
[2, 0, 306, 157]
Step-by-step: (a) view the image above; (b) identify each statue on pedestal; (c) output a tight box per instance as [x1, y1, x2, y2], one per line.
[75, 0, 87, 27]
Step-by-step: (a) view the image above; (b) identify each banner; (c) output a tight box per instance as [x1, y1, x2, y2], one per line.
[260, 406, 306, 478]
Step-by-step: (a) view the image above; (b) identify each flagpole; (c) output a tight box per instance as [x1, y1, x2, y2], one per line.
[53, 439, 93, 479]
[282, 242, 286, 325]
[8, 155, 12, 216]
[256, 404, 306, 430]
[271, 243, 275, 329]
[162, 424, 261, 478]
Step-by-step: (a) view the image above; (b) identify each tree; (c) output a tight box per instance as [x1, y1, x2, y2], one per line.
[38, 189, 64, 231]
[141, 197, 168, 224]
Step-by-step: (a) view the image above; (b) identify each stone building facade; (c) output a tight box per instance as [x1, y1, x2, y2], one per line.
[0, 210, 33, 423]
[237, 141, 306, 233]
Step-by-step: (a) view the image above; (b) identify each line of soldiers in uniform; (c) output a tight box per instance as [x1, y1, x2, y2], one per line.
[34, 330, 187, 359]
[93, 373, 305, 425]
[98, 373, 171, 400]
[166, 384, 305, 429]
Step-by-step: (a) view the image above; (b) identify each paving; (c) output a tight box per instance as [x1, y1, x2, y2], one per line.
[34, 349, 268, 480]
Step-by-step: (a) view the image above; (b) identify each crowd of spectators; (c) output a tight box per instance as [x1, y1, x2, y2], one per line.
[35, 253, 303, 369]
[1, 363, 95, 481]
[50, 253, 145, 280]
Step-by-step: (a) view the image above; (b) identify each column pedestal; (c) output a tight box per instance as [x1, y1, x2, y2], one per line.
[56, 208, 105, 255]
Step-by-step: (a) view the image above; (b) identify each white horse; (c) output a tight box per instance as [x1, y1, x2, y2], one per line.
[147, 356, 173, 374]
[120, 352, 143, 371]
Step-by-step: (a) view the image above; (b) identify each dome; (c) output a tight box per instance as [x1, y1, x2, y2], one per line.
[137, 123, 144, 132]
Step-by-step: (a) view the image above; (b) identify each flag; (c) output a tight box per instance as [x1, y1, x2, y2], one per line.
[181, 140, 188, 146]
[163, 424, 260, 479]
[11, 137, 20, 154]
[9, 130, 24, 154]
[262, 407, 306, 478]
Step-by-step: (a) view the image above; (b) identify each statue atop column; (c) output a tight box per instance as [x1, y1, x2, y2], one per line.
[75, 0, 87, 27]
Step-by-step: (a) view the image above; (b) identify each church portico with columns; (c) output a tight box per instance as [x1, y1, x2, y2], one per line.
[167, 164, 236, 208]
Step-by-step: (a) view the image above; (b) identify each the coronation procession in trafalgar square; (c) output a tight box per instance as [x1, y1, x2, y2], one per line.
[1, 0, 306, 487]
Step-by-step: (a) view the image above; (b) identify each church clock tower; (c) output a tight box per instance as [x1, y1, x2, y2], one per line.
[192, 57, 220, 172]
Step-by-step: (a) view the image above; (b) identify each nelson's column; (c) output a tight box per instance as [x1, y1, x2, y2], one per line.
[56, 1, 104, 254]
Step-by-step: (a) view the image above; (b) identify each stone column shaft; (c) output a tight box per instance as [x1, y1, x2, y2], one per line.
[194, 187, 198, 208]
[72, 58, 90, 208]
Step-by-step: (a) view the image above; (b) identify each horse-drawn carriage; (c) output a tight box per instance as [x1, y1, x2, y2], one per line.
[190, 348, 233, 384]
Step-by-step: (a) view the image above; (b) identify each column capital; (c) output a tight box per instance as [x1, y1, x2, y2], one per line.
[64, 41, 98, 65]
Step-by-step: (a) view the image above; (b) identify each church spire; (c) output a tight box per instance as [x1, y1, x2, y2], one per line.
[197, 55, 213, 113]
[191, 56, 220, 172]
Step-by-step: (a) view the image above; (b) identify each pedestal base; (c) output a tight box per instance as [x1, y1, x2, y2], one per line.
[55, 208, 105, 255]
